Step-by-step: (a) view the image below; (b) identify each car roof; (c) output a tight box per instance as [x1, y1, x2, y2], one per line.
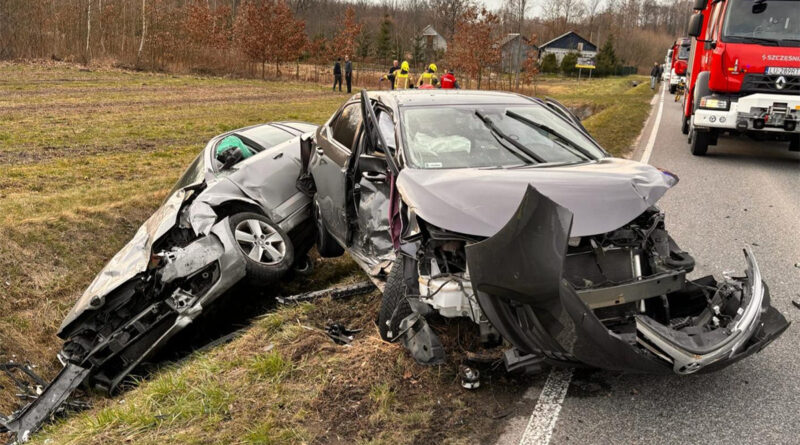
[368, 89, 537, 108]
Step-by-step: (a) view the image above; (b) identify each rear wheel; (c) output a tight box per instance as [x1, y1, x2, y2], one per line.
[229, 212, 294, 284]
[313, 200, 344, 258]
[681, 115, 690, 135]
[378, 256, 415, 341]
[669, 85, 676, 94]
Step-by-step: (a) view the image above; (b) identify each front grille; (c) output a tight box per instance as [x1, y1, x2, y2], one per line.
[741, 74, 800, 94]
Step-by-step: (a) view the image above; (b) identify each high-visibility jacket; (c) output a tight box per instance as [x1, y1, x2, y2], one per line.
[418, 71, 438, 86]
[440, 73, 456, 89]
[394, 70, 412, 89]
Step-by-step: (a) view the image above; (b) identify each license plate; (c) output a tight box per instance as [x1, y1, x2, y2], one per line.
[766, 67, 800, 76]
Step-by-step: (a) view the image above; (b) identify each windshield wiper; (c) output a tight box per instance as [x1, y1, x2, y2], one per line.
[474, 111, 543, 164]
[730, 36, 779, 46]
[504, 110, 595, 161]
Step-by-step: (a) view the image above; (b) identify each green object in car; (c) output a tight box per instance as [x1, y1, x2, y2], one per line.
[216, 135, 255, 159]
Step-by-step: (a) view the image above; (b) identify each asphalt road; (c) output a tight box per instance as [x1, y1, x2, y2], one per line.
[494, 84, 800, 445]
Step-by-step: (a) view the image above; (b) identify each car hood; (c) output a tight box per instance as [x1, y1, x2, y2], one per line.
[395, 158, 677, 238]
[58, 190, 186, 334]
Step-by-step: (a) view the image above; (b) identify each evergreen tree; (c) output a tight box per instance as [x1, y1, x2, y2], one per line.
[596, 35, 620, 76]
[376, 15, 393, 64]
[540, 53, 558, 73]
[560, 52, 578, 75]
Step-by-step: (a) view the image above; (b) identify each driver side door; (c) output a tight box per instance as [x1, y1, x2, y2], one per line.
[309, 102, 362, 244]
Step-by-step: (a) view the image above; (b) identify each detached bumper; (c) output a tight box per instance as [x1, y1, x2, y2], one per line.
[694, 93, 800, 133]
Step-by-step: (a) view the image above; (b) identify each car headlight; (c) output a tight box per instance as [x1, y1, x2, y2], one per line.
[700, 97, 730, 111]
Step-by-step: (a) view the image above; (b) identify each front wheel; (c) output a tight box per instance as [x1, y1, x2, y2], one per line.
[378, 256, 415, 341]
[690, 129, 710, 156]
[230, 212, 294, 284]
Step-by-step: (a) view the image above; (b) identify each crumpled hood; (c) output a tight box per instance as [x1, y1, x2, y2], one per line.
[58, 190, 186, 335]
[395, 158, 677, 238]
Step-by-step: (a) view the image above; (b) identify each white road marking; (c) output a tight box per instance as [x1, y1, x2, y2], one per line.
[514, 86, 665, 445]
[641, 83, 666, 165]
[518, 368, 574, 445]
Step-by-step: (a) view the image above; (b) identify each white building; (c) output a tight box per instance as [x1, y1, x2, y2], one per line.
[420, 25, 447, 52]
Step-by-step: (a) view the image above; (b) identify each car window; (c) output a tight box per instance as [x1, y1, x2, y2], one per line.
[332, 103, 362, 150]
[401, 104, 605, 169]
[377, 110, 396, 153]
[238, 125, 294, 150]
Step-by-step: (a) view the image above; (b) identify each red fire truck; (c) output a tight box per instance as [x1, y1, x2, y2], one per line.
[683, 0, 800, 155]
[669, 38, 691, 94]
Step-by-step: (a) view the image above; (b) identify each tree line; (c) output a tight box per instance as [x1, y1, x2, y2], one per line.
[0, 0, 692, 82]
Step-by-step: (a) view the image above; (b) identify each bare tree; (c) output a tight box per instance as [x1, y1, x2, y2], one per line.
[137, 0, 147, 63]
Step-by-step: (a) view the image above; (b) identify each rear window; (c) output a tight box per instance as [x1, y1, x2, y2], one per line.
[238, 125, 294, 150]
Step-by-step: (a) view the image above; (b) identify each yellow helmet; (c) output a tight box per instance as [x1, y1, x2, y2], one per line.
[401, 61, 410, 71]
[429, 63, 437, 73]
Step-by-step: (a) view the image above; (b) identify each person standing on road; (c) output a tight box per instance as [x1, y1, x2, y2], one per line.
[380, 60, 400, 90]
[650, 62, 660, 89]
[333, 58, 342, 92]
[344, 55, 353, 93]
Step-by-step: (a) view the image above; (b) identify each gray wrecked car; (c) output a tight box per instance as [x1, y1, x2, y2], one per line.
[1, 122, 317, 441]
[303, 90, 789, 375]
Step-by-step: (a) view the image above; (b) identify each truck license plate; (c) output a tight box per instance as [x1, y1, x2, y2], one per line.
[766, 67, 800, 76]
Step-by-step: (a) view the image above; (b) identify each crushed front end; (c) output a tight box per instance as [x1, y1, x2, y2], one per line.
[394, 185, 788, 374]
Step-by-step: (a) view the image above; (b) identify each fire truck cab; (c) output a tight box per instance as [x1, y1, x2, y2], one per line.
[669, 38, 691, 94]
[684, 0, 800, 155]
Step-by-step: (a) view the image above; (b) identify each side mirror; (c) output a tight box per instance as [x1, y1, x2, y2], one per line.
[693, 0, 707, 10]
[688, 13, 704, 38]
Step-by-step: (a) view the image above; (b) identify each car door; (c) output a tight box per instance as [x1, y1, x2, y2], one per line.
[309, 102, 362, 243]
[348, 106, 398, 267]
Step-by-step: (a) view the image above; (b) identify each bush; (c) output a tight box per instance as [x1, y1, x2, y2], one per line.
[540, 53, 558, 73]
[560, 52, 578, 75]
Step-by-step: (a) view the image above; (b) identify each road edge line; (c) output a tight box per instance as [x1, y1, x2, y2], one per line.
[518, 368, 574, 445]
[641, 83, 666, 164]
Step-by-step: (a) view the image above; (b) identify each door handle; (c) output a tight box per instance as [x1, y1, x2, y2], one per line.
[363, 171, 386, 182]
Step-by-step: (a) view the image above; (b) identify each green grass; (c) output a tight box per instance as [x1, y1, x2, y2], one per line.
[0, 61, 656, 443]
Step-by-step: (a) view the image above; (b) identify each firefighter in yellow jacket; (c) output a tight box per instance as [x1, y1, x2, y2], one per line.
[392, 61, 414, 89]
[417, 63, 438, 87]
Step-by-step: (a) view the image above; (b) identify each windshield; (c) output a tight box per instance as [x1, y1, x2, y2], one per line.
[723, 0, 800, 45]
[400, 104, 604, 169]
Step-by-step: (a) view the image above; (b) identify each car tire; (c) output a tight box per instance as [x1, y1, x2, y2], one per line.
[669, 85, 676, 94]
[681, 115, 690, 135]
[229, 212, 294, 284]
[691, 129, 710, 156]
[789, 134, 800, 152]
[314, 200, 344, 258]
[378, 255, 415, 341]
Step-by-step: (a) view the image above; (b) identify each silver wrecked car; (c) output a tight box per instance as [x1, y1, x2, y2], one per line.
[2, 122, 317, 439]
[305, 90, 789, 374]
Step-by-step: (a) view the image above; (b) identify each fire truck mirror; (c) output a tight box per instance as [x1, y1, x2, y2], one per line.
[688, 13, 704, 37]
